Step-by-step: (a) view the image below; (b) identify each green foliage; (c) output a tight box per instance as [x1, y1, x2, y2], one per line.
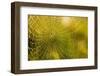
[28, 15, 88, 60]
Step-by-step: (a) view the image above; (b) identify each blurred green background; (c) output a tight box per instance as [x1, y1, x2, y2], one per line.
[28, 15, 88, 61]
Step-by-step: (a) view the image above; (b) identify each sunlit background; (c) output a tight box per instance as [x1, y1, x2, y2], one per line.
[28, 15, 88, 60]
